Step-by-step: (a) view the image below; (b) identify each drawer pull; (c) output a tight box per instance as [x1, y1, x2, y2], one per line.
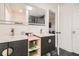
[48, 39, 51, 43]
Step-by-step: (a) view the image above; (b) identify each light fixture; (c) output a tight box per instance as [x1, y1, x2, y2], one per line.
[19, 9, 23, 13]
[26, 6, 32, 10]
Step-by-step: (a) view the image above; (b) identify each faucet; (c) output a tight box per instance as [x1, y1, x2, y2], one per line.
[11, 28, 14, 36]
[40, 29, 42, 34]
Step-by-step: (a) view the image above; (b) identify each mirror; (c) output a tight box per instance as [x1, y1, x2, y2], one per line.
[26, 5, 45, 26]
[5, 3, 26, 24]
[0, 3, 26, 25]
[0, 4, 45, 25]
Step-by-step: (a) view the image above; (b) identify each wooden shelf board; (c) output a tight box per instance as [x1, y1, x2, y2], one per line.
[29, 47, 40, 52]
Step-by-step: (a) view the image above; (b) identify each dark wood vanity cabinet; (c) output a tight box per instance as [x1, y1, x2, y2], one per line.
[8, 39, 28, 56]
[41, 36, 55, 55]
[0, 42, 8, 56]
[0, 39, 28, 56]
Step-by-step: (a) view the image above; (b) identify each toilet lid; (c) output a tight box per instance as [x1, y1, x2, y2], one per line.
[2, 48, 13, 56]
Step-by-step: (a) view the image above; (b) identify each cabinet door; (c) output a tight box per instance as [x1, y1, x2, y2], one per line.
[41, 36, 55, 55]
[0, 42, 8, 56]
[8, 40, 28, 56]
[48, 36, 55, 51]
[41, 37, 49, 55]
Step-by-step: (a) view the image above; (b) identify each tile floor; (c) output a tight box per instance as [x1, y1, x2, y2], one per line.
[43, 48, 79, 56]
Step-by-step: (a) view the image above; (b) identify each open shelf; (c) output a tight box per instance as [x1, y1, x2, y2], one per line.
[28, 46, 39, 52]
[29, 50, 38, 56]
[28, 35, 41, 56]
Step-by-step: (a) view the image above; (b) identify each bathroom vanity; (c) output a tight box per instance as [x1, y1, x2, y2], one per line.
[0, 24, 28, 56]
[27, 33, 55, 56]
[0, 3, 56, 56]
[0, 24, 55, 56]
[36, 34, 55, 56]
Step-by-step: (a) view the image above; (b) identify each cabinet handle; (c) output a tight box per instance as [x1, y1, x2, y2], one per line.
[56, 32, 61, 34]
[72, 31, 76, 34]
[48, 39, 51, 43]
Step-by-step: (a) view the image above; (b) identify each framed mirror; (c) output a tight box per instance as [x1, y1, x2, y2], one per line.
[26, 5, 46, 26]
[0, 3, 26, 25]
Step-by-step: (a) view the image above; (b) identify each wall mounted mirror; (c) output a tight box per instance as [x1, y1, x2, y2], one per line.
[5, 3, 26, 25]
[0, 3, 26, 25]
[26, 5, 46, 26]
[0, 4, 46, 25]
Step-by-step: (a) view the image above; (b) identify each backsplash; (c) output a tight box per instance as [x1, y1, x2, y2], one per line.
[0, 24, 49, 43]
[0, 24, 27, 43]
[25, 26, 49, 36]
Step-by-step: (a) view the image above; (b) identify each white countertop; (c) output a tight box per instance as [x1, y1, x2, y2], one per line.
[40, 34, 55, 37]
[0, 33, 55, 43]
[33, 33, 55, 37]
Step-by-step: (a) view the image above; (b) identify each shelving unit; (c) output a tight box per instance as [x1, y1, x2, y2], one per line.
[27, 36, 41, 56]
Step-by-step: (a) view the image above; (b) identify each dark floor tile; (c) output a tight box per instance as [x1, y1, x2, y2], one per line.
[43, 48, 79, 56]
[71, 52, 79, 56]
[59, 48, 79, 56]
[52, 48, 79, 56]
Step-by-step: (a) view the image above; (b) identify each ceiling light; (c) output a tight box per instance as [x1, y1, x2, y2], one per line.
[19, 9, 23, 13]
[26, 6, 32, 10]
